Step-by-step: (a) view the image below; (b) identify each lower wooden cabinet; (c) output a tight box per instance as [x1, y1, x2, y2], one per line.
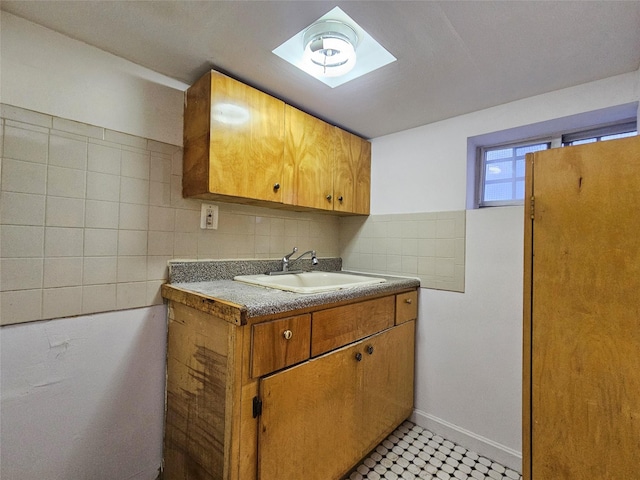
[162, 287, 418, 480]
[258, 321, 414, 480]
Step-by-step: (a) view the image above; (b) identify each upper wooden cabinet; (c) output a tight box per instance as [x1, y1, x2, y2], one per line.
[283, 105, 335, 211]
[183, 70, 285, 203]
[182, 70, 371, 215]
[334, 127, 371, 215]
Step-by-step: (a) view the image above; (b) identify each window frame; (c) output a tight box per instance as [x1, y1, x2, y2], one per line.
[476, 120, 637, 208]
[476, 138, 553, 208]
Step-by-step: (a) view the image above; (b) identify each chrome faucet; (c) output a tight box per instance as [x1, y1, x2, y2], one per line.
[281, 247, 318, 273]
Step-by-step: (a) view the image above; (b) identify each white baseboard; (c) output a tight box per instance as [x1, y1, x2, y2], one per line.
[410, 409, 522, 474]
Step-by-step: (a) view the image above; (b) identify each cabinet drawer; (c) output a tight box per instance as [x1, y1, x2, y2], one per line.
[312, 296, 395, 357]
[251, 314, 311, 378]
[396, 291, 418, 325]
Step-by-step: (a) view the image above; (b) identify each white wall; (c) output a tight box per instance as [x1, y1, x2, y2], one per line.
[0, 13, 187, 145]
[0, 13, 184, 480]
[371, 70, 640, 470]
[0, 13, 340, 480]
[0, 306, 167, 480]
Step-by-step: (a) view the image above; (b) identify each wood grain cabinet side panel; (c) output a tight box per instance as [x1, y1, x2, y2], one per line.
[311, 296, 395, 356]
[251, 314, 311, 378]
[164, 303, 234, 480]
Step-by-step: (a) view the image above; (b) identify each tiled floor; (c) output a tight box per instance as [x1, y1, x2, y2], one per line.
[345, 421, 522, 480]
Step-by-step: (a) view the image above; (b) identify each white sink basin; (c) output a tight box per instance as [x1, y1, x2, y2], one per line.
[233, 271, 386, 294]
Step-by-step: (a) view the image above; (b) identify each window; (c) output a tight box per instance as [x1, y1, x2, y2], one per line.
[480, 141, 549, 206]
[478, 121, 637, 207]
[562, 121, 637, 146]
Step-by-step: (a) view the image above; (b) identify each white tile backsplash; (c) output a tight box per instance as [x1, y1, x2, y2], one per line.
[46, 196, 85, 227]
[2, 158, 48, 194]
[47, 165, 86, 198]
[1, 225, 44, 258]
[1, 192, 46, 226]
[85, 200, 119, 229]
[43, 257, 83, 288]
[42, 286, 83, 319]
[45, 227, 84, 257]
[3, 125, 48, 163]
[88, 142, 121, 175]
[0, 104, 341, 325]
[49, 134, 87, 170]
[341, 210, 466, 292]
[87, 171, 120, 201]
[1, 258, 43, 291]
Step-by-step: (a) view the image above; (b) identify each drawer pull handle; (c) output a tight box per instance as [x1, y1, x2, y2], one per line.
[283, 330, 293, 340]
[366, 345, 374, 355]
[326, 194, 332, 202]
[273, 183, 280, 191]
[405, 298, 412, 304]
[355, 352, 363, 362]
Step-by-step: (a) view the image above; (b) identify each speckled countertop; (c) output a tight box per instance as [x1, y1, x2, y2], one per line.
[162, 259, 420, 322]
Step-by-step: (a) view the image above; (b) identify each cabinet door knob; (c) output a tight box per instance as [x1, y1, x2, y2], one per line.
[354, 352, 363, 362]
[338, 196, 344, 202]
[283, 330, 293, 340]
[326, 194, 332, 202]
[405, 298, 412, 304]
[273, 183, 280, 191]
[366, 345, 374, 355]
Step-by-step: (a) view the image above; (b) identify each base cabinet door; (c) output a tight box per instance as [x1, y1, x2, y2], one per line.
[257, 322, 415, 480]
[257, 342, 361, 480]
[361, 321, 415, 452]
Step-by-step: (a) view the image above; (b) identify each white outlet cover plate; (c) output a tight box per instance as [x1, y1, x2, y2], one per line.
[200, 203, 219, 229]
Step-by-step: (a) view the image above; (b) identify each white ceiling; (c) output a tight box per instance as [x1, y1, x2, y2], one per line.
[2, 1, 639, 139]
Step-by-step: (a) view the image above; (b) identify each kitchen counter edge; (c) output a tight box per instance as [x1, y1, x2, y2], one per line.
[161, 274, 420, 326]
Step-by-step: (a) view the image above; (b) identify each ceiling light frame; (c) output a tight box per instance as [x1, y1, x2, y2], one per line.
[272, 6, 397, 88]
[302, 20, 358, 77]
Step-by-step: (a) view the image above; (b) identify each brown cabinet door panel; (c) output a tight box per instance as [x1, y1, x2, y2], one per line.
[283, 105, 334, 210]
[258, 342, 361, 480]
[361, 321, 415, 453]
[526, 136, 640, 479]
[183, 70, 284, 203]
[333, 128, 371, 215]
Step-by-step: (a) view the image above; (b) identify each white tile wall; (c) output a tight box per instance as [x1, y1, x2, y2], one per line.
[341, 211, 466, 292]
[0, 104, 341, 325]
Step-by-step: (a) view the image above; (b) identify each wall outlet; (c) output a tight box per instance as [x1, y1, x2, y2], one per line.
[200, 204, 219, 230]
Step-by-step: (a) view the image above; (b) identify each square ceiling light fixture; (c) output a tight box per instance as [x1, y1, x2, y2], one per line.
[272, 6, 396, 88]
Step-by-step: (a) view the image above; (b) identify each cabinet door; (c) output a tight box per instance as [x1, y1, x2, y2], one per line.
[283, 105, 334, 210]
[333, 128, 371, 215]
[361, 321, 415, 453]
[258, 342, 362, 480]
[183, 70, 285, 202]
[525, 136, 640, 479]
